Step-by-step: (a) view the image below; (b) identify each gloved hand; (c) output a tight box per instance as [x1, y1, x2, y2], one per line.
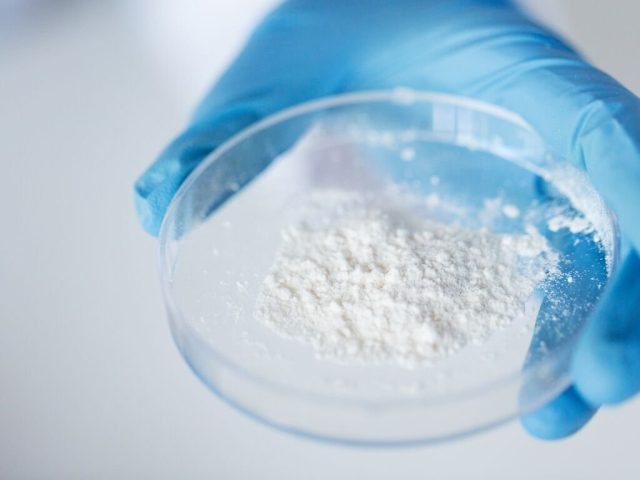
[135, 0, 640, 439]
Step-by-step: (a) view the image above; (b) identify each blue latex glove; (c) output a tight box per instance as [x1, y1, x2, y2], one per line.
[135, 0, 640, 439]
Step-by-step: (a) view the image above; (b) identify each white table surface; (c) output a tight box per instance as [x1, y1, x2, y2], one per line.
[1, 1, 638, 478]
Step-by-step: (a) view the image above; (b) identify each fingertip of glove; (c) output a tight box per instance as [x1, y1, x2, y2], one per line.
[133, 145, 199, 237]
[520, 387, 596, 440]
[573, 250, 640, 405]
[573, 332, 640, 406]
[134, 181, 163, 236]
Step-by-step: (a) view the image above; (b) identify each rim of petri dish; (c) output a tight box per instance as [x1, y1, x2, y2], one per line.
[158, 90, 619, 446]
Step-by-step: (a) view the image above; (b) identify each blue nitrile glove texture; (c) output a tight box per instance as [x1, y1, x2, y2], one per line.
[135, 0, 640, 439]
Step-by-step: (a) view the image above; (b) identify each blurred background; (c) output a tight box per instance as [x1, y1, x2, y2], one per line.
[1, 1, 638, 478]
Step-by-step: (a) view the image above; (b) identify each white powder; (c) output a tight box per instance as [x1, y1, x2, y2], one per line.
[255, 192, 555, 368]
[502, 204, 521, 219]
[547, 214, 593, 234]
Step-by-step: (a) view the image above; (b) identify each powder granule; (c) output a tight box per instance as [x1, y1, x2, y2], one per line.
[255, 192, 555, 367]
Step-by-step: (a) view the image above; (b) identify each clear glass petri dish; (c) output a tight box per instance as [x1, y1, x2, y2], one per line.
[159, 90, 619, 446]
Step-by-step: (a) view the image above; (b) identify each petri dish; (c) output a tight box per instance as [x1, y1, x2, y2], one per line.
[159, 90, 619, 445]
